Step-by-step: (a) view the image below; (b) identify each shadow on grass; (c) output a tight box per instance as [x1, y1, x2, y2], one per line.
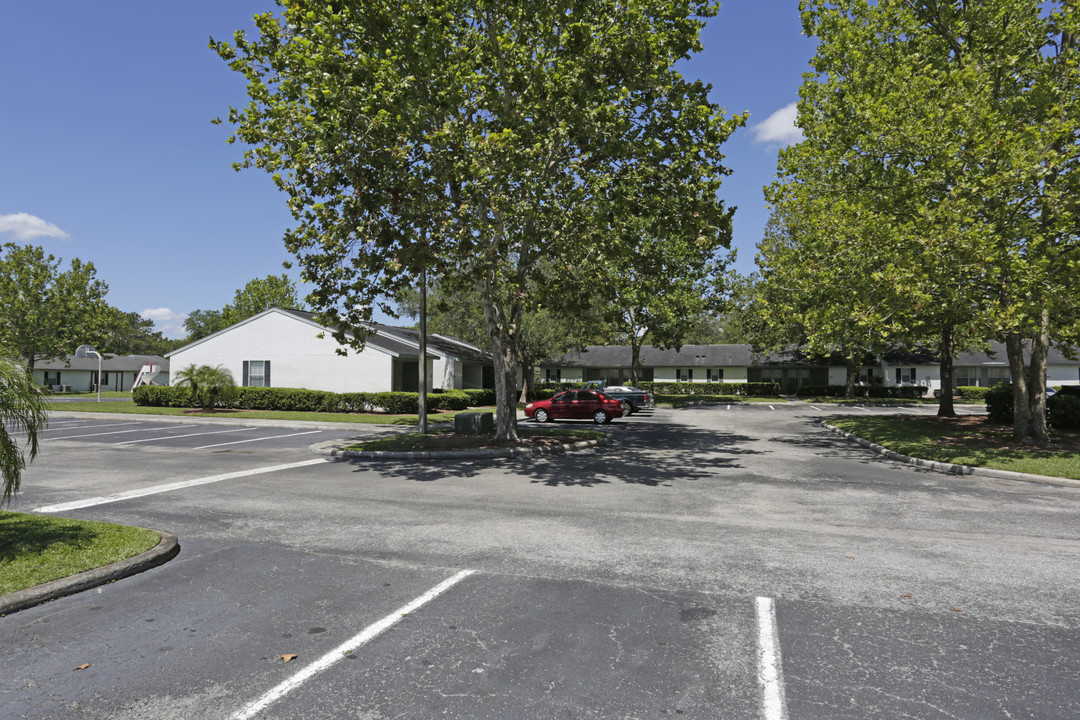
[335, 418, 766, 487]
[0, 514, 103, 562]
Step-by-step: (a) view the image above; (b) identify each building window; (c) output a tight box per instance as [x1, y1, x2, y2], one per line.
[706, 368, 723, 382]
[895, 367, 916, 385]
[545, 368, 561, 382]
[676, 368, 693, 382]
[44, 371, 60, 386]
[243, 360, 271, 387]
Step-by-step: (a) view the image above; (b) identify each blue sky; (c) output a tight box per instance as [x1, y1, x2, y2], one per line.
[0, 2, 814, 338]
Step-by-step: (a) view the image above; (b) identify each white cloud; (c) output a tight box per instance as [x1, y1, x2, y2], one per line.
[0, 212, 72, 242]
[141, 307, 188, 339]
[751, 103, 805, 146]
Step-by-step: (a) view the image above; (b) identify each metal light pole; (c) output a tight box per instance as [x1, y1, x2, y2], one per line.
[75, 344, 101, 402]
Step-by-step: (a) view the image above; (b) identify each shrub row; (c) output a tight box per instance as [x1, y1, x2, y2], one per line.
[657, 394, 746, 406]
[985, 382, 1080, 429]
[133, 385, 490, 414]
[795, 385, 929, 399]
[956, 386, 990, 401]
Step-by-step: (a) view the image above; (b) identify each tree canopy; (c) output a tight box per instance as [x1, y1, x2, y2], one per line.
[761, 0, 1080, 438]
[184, 274, 305, 341]
[0, 353, 48, 503]
[213, 0, 742, 440]
[0, 243, 110, 369]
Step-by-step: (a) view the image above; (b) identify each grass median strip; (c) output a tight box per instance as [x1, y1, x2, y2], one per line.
[0, 511, 161, 596]
[828, 415, 1080, 480]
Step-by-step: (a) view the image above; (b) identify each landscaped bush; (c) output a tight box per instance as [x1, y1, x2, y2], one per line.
[796, 385, 928, 399]
[639, 381, 780, 397]
[985, 382, 1014, 424]
[133, 385, 195, 408]
[1048, 394, 1080, 429]
[426, 390, 470, 411]
[657, 394, 745, 406]
[1057, 386, 1080, 397]
[955, 386, 990, 401]
[231, 387, 344, 412]
[460, 388, 497, 406]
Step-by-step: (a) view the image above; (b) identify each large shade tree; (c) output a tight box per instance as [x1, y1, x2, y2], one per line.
[0, 243, 110, 370]
[770, 0, 1080, 441]
[213, 0, 743, 441]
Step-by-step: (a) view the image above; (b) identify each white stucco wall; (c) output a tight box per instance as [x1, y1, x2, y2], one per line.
[169, 312, 397, 393]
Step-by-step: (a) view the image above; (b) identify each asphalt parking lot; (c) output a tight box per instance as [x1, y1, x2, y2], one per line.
[3, 404, 1079, 719]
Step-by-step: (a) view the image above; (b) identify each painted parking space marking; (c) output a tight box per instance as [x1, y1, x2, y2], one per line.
[231, 569, 476, 720]
[112, 427, 254, 446]
[34, 458, 330, 513]
[42, 421, 146, 434]
[194, 430, 322, 450]
[756, 596, 788, 720]
[41, 424, 188, 440]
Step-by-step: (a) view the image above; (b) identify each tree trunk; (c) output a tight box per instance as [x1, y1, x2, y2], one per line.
[519, 360, 535, 403]
[937, 325, 956, 417]
[843, 352, 859, 398]
[1005, 331, 1031, 443]
[1025, 310, 1051, 446]
[630, 335, 642, 387]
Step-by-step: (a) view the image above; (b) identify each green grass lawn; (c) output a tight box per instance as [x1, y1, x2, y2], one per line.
[828, 415, 1080, 480]
[47, 391, 131, 400]
[801, 396, 980, 405]
[48, 400, 495, 426]
[0, 512, 161, 596]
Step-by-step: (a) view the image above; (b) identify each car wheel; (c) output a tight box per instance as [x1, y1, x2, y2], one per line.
[593, 409, 609, 424]
[620, 401, 632, 416]
[534, 408, 550, 423]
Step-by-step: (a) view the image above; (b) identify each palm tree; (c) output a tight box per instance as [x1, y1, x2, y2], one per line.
[173, 364, 237, 412]
[0, 355, 48, 503]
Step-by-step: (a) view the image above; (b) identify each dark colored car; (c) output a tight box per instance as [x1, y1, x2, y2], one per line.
[525, 389, 624, 424]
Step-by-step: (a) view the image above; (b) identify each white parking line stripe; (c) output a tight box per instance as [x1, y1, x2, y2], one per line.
[231, 569, 476, 720]
[810, 405, 823, 411]
[33, 458, 329, 513]
[42, 421, 144, 433]
[42, 425, 184, 440]
[855, 406, 871, 412]
[756, 596, 788, 720]
[769, 405, 775, 411]
[112, 427, 253, 446]
[194, 430, 321, 450]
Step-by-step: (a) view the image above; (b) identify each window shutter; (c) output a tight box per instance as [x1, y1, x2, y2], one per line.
[242, 361, 249, 386]
[265, 361, 271, 387]
[897, 368, 902, 383]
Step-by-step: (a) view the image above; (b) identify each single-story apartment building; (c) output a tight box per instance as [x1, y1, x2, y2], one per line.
[166, 308, 494, 393]
[32, 355, 169, 392]
[541, 342, 1080, 395]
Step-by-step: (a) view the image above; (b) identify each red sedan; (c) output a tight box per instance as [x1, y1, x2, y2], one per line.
[525, 389, 624, 424]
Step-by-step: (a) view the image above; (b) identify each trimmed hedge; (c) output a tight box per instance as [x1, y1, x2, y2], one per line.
[133, 385, 491, 415]
[985, 383, 1080, 429]
[658, 394, 746, 406]
[796, 385, 928, 399]
[956, 386, 990, 401]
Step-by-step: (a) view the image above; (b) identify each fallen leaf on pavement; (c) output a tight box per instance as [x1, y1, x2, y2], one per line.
[279, 654, 298, 663]
[951, 607, 963, 612]
[900, 593, 913, 598]
[75, 664, 91, 671]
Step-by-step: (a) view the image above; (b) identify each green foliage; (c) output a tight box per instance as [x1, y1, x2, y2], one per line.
[426, 390, 470, 412]
[639, 381, 780, 397]
[797, 385, 928, 399]
[985, 383, 1015, 425]
[1048, 395, 1080, 429]
[172, 364, 237, 411]
[955, 386, 990, 402]
[185, 275, 304, 342]
[0, 355, 49, 502]
[459, 388, 496, 407]
[98, 307, 180, 356]
[212, 0, 741, 441]
[1058, 386, 1080, 397]
[0, 243, 110, 368]
[132, 385, 194, 408]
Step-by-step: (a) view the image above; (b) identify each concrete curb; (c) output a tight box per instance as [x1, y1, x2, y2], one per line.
[0, 530, 181, 616]
[310, 433, 612, 460]
[822, 421, 1080, 489]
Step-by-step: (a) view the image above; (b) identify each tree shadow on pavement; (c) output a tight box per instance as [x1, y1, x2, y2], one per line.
[336, 419, 767, 488]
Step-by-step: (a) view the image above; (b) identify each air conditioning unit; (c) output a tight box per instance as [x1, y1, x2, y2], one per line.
[62, 385, 72, 392]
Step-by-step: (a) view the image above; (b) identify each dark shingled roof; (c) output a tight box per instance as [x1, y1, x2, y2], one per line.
[544, 341, 1080, 368]
[34, 354, 169, 372]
